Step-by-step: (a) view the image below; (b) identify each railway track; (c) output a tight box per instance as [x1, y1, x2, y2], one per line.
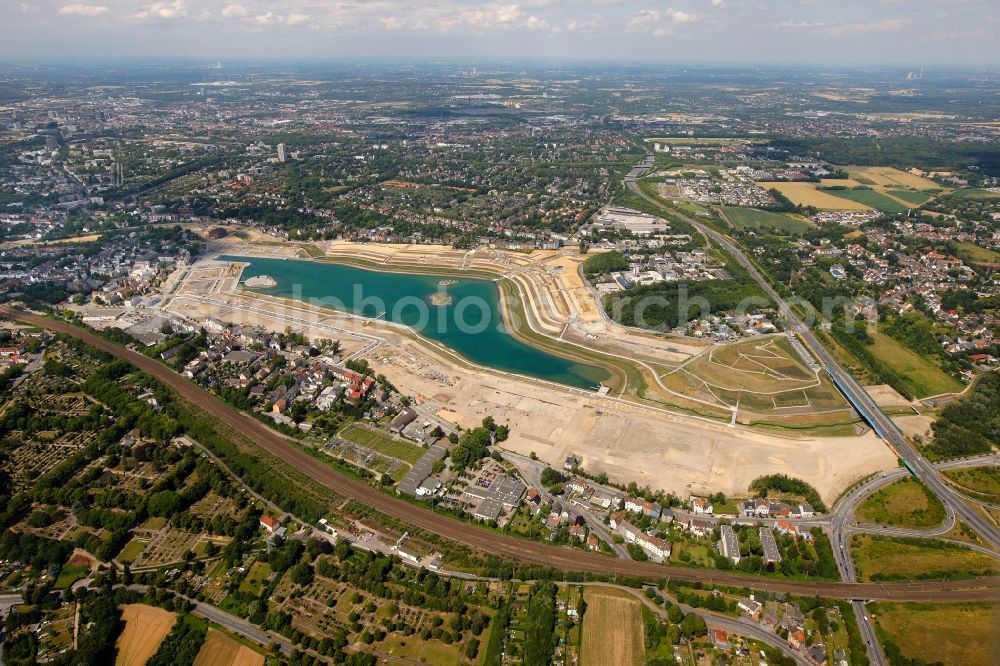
[5, 306, 999, 603]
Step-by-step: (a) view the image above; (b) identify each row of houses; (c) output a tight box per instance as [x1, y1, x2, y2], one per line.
[610, 513, 672, 561]
[740, 498, 815, 519]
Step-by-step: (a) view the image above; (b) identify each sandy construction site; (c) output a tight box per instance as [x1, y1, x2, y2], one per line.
[160, 238, 897, 502]
[376, 335, 894, 502]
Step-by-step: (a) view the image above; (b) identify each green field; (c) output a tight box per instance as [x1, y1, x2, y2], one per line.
[887, 189, 932, 205]
[943, 466, 1000, 503]
[238, 561, 272, 596]
[851, 534, 997, 582]
[951, 188, 1000, 199]
[818, 188, 910, 213]
[856, 478, 946, 528]
[381, 633, 463, 663]
[338, 423, 425, 464]
[954, 241, 1000, 264]
[871, 602, 999, 666]
[53, 564, 90, 590]
[140, 516, 167, 530]
[867, 327, 963, 397]
[720, 206, 812, 234]
[117, 539, 148, 564]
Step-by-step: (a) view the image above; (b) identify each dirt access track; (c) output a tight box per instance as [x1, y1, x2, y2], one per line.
[7, 307, 999, 603]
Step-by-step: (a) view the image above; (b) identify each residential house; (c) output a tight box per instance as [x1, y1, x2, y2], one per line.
[690, 496, 713, 515]
[712, 629, 731, 652]
[686, 518, 713, 538]
[738, 597, 762, 619]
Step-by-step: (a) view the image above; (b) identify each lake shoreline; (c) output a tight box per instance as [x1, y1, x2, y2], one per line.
[222, 254, 613, 391]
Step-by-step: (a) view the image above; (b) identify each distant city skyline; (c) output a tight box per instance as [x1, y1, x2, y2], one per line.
[2, 1, 999, 66]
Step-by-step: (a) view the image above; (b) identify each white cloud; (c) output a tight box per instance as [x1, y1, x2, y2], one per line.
[525, 15, 548, 30]
[252, 11, 280, 25]
[135, 1, 189, 21]
[221, 4, 247, 19]
[379, 16, 403, 30]
[495, 4, 522, 23]
[58, 3, 109, 16]
[286, 12, 311, 27]
[667, 8, 698, 23]
[626, 8, 699, 36]
[19, 3, 39, 13]
[776, 18, 908, 36]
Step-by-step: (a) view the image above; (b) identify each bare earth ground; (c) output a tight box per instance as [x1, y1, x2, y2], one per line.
[115, 604, 176, 666]
[865, 384, 912, 409]
[159, 242, 897, 503]
[892, 415, 935, 442]
[581, 588, 644, 666]
[193, 629, 264, 666]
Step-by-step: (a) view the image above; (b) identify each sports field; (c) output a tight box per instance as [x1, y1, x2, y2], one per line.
[720, 206, 812, 233]
[870, 602, 999, 666]
[581, 588, 644, 666]
[338, 423, 425, 464]
[115, 604, 176, 666]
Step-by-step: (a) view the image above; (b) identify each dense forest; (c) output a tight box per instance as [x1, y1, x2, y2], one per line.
[926, 372, 1000, 459]
[768, 137, 1000, 176]
[605, 279, 769, 330]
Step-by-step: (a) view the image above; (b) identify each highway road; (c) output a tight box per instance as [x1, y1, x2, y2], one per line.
[5, 307, 1000, 606]
[629, 176, 1000, 551]
[191, 599, 289, 655]
[828, 454, 1000, 581]
[624, 172, 1000, 666]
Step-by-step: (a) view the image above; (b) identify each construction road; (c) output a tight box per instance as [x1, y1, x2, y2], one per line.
[5, 306, 1000, 606]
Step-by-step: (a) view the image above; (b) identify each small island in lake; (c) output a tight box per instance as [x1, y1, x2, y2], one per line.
[245, 275, 277, 288]
[429, 292, 454, 306]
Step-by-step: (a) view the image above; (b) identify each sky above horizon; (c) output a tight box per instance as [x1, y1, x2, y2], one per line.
[3, 1, 998, 66]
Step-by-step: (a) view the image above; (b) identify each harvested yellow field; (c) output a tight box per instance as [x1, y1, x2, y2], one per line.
[761, 182, 871, 210]
[193, 629, 264, 666]
[819, 178, 866, 188]
[850, 166, 940, 191]
[582, 588, 644, 666]
[115, 604, 176, 666]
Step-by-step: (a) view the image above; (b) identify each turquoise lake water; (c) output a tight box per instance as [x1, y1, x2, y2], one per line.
[222, 256, 610, 390]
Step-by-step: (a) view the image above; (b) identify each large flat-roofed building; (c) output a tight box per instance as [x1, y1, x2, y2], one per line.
[720, 524, 741, 564]
[759, 527, 782, 564]
[396, 445, 447, 497]
[593, 206, 669, 236]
